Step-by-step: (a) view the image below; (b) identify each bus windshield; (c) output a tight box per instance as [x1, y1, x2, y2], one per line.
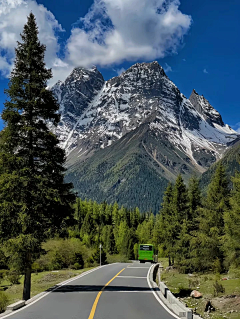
[139, 245, 152, 251]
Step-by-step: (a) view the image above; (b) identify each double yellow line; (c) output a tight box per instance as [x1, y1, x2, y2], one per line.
[88, 268, 125, 319]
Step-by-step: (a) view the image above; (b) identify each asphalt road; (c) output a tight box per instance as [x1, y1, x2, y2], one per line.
[4, 262, 177, 319]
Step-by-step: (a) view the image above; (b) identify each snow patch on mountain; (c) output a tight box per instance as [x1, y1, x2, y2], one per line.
[51, 61, 239, 170]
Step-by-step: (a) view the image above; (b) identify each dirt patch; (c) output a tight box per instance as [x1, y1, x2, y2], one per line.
[37, 272, 75, 284]
[212, 295, 240, 313]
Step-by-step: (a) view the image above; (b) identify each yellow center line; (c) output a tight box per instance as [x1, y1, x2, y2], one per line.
[88, 268, 125, 319]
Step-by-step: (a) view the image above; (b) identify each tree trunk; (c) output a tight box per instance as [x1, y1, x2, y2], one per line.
[23, 263, 31, 300]
[168, 256, 171, 266]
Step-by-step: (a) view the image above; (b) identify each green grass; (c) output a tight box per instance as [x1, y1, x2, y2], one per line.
[158, 259, 240, 319]
[0, 268, 94, 307]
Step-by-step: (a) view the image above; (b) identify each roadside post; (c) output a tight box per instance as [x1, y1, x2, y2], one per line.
[99, 244, 102, 266]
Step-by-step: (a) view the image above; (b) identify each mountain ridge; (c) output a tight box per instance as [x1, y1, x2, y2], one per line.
[50, 61, 239, 212]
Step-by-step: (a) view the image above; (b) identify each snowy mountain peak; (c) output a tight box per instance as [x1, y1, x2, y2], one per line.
[51, 62, 239, 173]
[122, 61, 166, 78]
[189, 89, 224, 126]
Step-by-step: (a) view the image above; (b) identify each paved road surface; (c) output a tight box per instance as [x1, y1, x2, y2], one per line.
[4, 262, 177, 319]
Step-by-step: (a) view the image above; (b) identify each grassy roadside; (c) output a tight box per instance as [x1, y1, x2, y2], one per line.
[158, 258, 240, 319]
[0, 268, 94, 308]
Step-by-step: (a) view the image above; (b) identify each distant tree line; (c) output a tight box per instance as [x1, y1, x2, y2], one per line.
[68, 161, 240, 274]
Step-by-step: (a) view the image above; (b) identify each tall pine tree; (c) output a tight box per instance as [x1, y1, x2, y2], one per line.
[175, 176, 202, 271]
[0, 13, 75, 300]
[223, 171, 240, 267]
[158, 182, 174, 265]
[191, 163, 229, 271]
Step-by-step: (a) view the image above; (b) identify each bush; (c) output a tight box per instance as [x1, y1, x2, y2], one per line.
[228, 266, 240, 279]
[213, 281, 225, 296]
[188, 277, 200, 289]
[72, 263, 81, 270]
[32, 262, 41, 273]
[91, 249, 107, 265]
[72, 253, 84, 269]
[0, 291, 9, 313]
[0, 270, 8, 281]
[213, 258, 222, 274]
[35, 238, 93, 271]
[7, 270, 21, 285]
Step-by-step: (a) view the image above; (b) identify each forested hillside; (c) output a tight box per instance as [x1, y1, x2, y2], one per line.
[64, 164, 240, 273]
[200, 139, 240, 193]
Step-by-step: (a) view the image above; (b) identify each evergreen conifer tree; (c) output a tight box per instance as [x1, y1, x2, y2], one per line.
[158, 182, 174, 265]
[176, 176, 201, 271]
[191, 163, 229, 271]
[0, 13, 75, 300]
[169, 175, 188, 264]
[223, 171, 240, 267]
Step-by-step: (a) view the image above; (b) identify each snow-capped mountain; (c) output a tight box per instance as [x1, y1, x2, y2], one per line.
[51, 61, 238, 171]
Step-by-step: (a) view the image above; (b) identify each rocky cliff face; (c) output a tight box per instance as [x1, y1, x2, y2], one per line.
[52, 61, 238, 170]
[189, 89, 224, 126]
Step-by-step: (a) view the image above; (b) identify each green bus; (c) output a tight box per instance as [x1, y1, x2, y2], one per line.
[138, 244, 158, 263]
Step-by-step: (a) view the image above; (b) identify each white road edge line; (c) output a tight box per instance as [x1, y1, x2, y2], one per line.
[0, 263, 120, 319]
[147, 264, 181, 319]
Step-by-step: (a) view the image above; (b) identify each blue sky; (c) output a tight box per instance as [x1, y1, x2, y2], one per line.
[0, 0, 239, 131]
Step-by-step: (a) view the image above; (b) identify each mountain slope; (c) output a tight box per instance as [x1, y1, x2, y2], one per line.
[65, 119, 204, 213]
[200, 139, 240, 193]
[50, 61, 239, 211]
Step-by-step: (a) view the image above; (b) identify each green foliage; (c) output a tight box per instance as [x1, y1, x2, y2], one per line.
[0, 270, 8, 281]
[0, 291, 9, 313]
[213, 281, 225, 296]
[223, 171, 240, 268]
[0, 13, 75, 300]
[7, 270, 21, 285]
[190, 164, 230, 272]
[133, 243, 138, 260]
[200, 140, 240, 193]
[213, 258, 222, 274]
[36, 239, 89, 271]
[65, 126, 173, 214]
[91, 249, 107, 265]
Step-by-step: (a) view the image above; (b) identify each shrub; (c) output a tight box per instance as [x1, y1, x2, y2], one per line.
[72, 253, 84, 269]
[133, 243, 138, 260]
[188, 278, 200, 289]
[0, 270, 8, 281]
[213, 258, 222, 274]
[35, 238, 93, 271]
[7, 270, 21, 285]
[0, 291, 9, 313]
[32, 262, 41, 273]
[93, 249, 107, 264]
[228, 266, 240, 279]
[72, 263, 81, 270]
[213, 281, 225, 296]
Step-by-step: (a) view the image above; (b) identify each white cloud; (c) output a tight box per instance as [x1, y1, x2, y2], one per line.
[0, 0, 192, 85]
[65, 0, 192, 70]
[203, 68, 209, 74]
[114, 67, 126, 76]
[0, 0, 64, 80]
[164, 63, 172, 73]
